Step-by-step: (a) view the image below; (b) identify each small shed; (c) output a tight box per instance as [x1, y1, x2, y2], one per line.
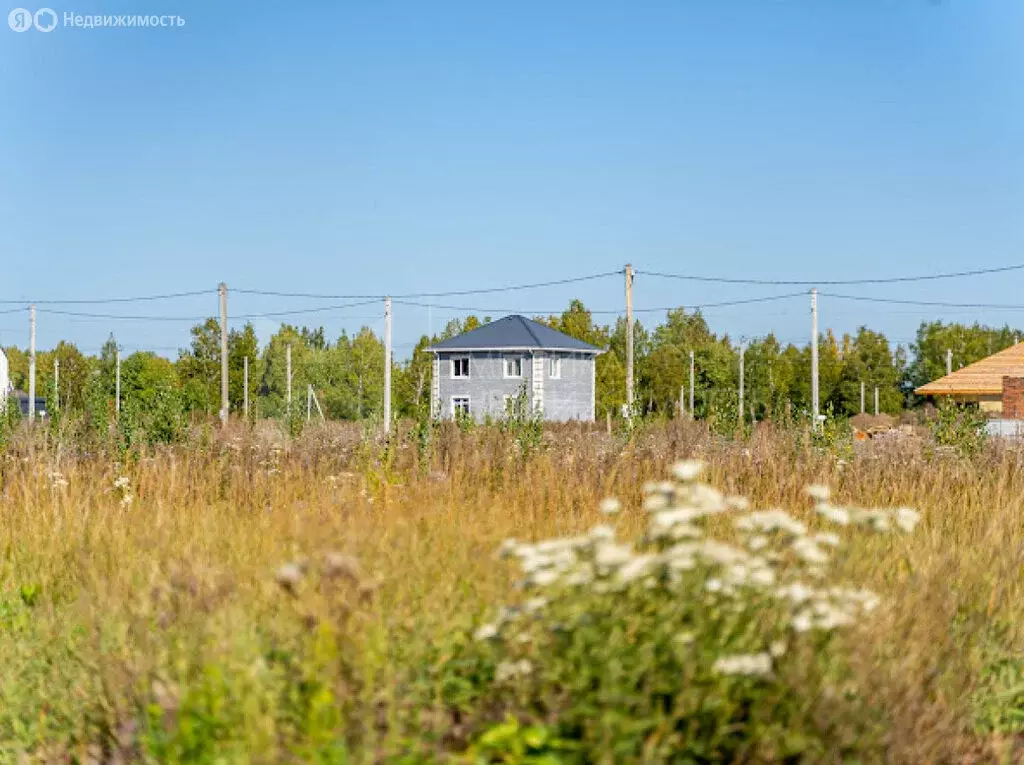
[915, 343, 1024, 416]
[426, 315, 602, 422]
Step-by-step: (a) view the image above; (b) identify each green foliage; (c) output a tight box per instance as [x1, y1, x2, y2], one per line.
[928, 400, 987, 455]
[468, 717, 578, 763]
[810, 405, 854, 461]
[118, 352, 188, 447]
[499, 384, 543, 458]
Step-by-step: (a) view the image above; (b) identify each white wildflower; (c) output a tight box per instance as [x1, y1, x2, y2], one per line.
[776, 582, 816, 604]
[734, 509, 806, 536]
[526, 569, 560, 588]
[726, 495, 751, 511]
[495, 658, 533, 682]
[769, 640, 787, 658]
[474, 623, 499, 641]
[594, 542, 633, 570]
[813, 532, 841, 548]
[113, 476, 130, 490]
[524, 597, 547, 613]
[895, 507, 921, 533]
[791, 610, 813, 632]
[598, 497, 622, 515]
[643, 494, 669, 512]
[617, 555, 657, 584]
[816, 504, 851, 526]
[497, 538, 518, 559]
[589, 524, 615, 542]
[705, 578, 724, 593]
[119, 493, 134, 508]
[792, 537, 829, 565]
[805, 484, 830, 503]
[671, 459, 705, 482]
[713, 652, 772, 677]
[746, 535, 770, 552]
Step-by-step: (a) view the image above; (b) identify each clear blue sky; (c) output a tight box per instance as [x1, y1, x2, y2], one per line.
[3, 0, 1023, 358]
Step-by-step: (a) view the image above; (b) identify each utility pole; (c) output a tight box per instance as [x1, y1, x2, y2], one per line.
[286, 344, 292, 414]
[946, 348, 952, 376]
[384, 296, 392, 433]
[738, 342, 745, 431]
[874, 386, 879, 416]
[243, 356, 249, 420]
[678, 386, 685, 419]
[54, 358, 59, 413]
[28, 305, 36, 423]
[860, 381, 865, 415]
[115, 346, 121, 416]
[810, 289, 819, 429]
[625, 264, 634, 414]
[219, 282, 229, 426]
[689, 349, 695, 417]
[306, 383, 312, 422]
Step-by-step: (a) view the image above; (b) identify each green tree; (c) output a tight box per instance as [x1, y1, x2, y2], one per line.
[176, 319, 221, 415]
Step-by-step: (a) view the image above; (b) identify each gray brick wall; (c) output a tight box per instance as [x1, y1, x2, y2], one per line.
[434, 350, 594, 422]
[541, 352, 594, 422]
[436, 352, 534, 421]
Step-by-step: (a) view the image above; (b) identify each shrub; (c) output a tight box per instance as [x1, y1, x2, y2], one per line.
[457, 463, 920, 762]
[928, 399, 987, 455]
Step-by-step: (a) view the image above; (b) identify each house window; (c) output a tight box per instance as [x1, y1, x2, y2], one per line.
[452, 396, 470, 417]
[504, 356, 523, 378]
[451, 357, 469, 379]
[548, 357, 561, 379]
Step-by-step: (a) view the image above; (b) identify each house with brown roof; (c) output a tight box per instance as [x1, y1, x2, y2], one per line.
[915, 343, 1024, 416]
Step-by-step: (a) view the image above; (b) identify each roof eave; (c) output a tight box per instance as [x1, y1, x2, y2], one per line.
[424, 345, 602, 354]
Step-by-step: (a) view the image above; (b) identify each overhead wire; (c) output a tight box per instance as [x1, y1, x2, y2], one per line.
[638, 262, 1024, 286]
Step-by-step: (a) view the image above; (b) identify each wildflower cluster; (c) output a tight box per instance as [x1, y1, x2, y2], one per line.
[464, 461, 919, 760]
[113, 475, 133, 508]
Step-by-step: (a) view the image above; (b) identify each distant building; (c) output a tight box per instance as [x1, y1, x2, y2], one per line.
[13, 391, 46, 418]
[915, 343, 1024, 417]
[426, 315, 602, 422]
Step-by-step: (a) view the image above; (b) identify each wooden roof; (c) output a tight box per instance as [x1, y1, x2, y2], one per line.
[915, 343, 1024, 396]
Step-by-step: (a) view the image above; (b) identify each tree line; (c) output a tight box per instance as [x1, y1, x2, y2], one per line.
[3, 302, 1020, 436]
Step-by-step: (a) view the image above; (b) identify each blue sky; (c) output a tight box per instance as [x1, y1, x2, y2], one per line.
[2, 0, 1023, 358]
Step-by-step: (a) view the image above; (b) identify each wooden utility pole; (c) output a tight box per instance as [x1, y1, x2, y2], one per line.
[738, 342, 745, 431]
[625, 264, 634, 414]
[678, 386, 685, 419]
[874, 386, 879, 416]
[219, 282, 229, 426]
[810, 289, 819, 429]
[860, 380, 865, 414]
[115, 346, 121, 416]
[384, 296, 392, 433]
[286, 344, 292, 413]
[28, 305, 36, 422]
[306, 383, 312, 422]
[53, 358, 59, 413]
[946, 348, 952, 376]
[243, 356, 249, 420]
[689, 349, 695, 417]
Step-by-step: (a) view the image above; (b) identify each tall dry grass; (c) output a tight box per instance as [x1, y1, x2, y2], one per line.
[0, 419, 1020, 762]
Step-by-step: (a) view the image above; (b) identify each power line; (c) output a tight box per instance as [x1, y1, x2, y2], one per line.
[0, 289, 213, 305]
[36, 300, 383, 322]
[233, 270, 621, 300]
[639, 262, 1024, 286]
[393, 291, 805, 316]
[820, 292, 1024, 310]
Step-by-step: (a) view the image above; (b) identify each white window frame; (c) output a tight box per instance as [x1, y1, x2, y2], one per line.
[451, 395, 470, 417]
[503, 355, 523, 378]
[548, 356, 561, 379]
[450, 356, 470, 379]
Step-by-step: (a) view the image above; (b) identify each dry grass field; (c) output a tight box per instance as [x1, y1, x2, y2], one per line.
[0, 419, 1021, 763]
